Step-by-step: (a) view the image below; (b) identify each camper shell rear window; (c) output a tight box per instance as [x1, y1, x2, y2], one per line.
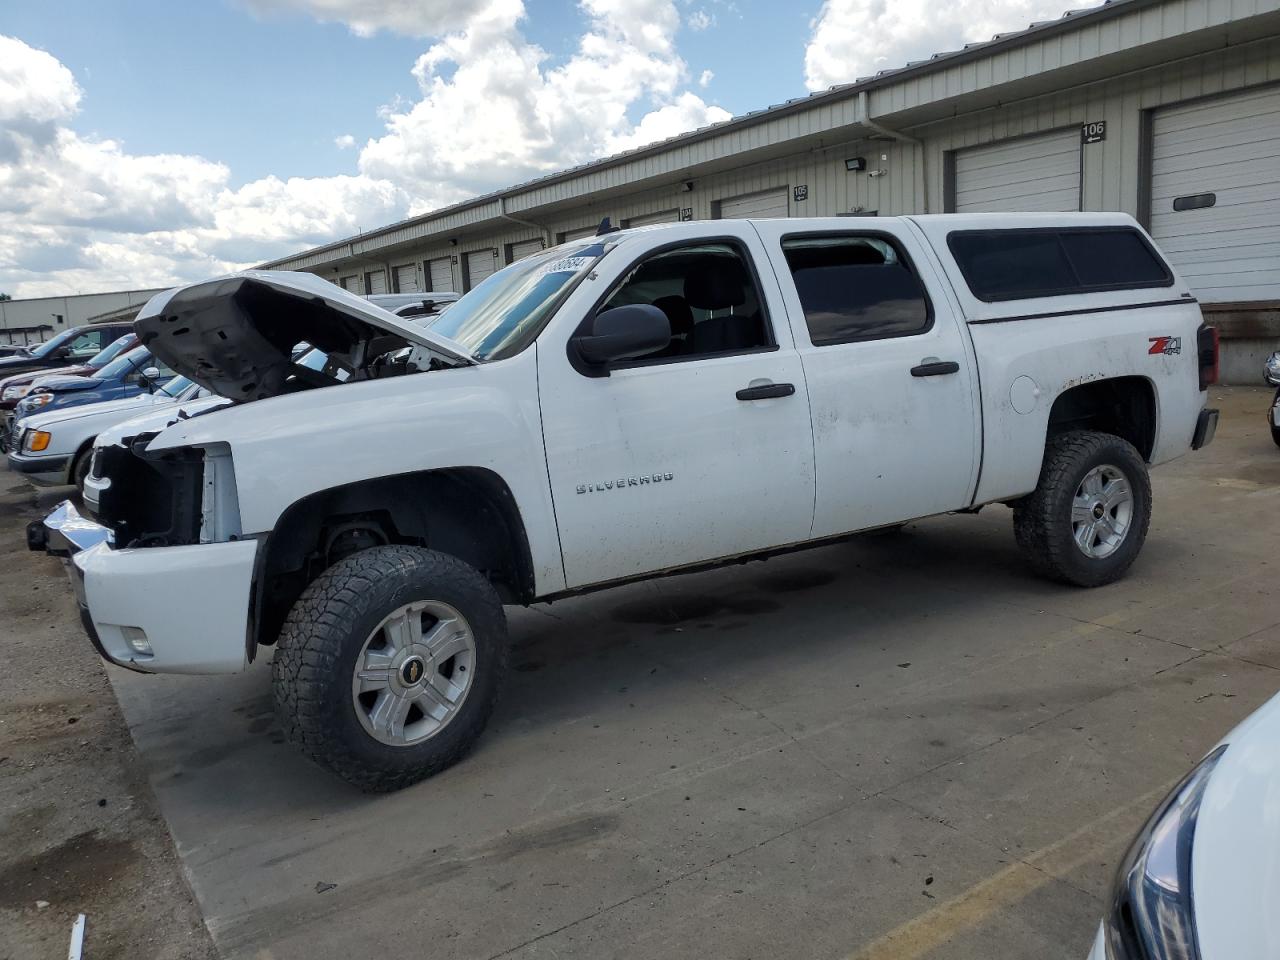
[947, 227, 1174, 303]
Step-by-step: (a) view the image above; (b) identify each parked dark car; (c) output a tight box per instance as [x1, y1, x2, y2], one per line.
[0, 333, 138, 408]
[12, 346, 175, 421]
[0, 333, 139, 450]
[0, 323, 135, 380]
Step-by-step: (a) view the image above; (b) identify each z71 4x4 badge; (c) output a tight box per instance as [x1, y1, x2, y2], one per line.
[1149, 336, 1182, 356]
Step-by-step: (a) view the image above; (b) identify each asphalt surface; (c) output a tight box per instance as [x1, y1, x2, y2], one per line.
[101, 386, 1279, 960]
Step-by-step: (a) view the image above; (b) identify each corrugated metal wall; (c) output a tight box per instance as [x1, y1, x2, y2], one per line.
[295, 28, 1280, 304]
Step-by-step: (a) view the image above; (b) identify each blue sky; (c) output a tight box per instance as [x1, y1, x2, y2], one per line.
[1, 1, 818, 187]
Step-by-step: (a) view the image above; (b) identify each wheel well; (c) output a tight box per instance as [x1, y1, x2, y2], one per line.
[251, 468, 535, 651]
[1047, 377, 1156, 461]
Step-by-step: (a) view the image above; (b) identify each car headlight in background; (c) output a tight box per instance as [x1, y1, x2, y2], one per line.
[20, 393, 54, 411]
[1265, 351, 1280, 387]
[23, 430, 51, 453]
[1, 385, 31, 400]
[1104, 745, 1227, 960]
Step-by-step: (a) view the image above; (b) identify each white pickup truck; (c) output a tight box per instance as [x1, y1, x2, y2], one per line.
[33, 213, 1219, 791]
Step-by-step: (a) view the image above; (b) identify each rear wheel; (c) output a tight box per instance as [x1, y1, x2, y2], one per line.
[272, 545, 508, 792]
[1013, 430, 1152, 587]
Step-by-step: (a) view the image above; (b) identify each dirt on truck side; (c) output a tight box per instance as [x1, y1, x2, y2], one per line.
[0, 476, 215, 960]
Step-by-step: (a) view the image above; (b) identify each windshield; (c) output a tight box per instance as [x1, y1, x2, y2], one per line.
[86, 334, 135, 369]
[29, 327, 80, 359]
[99, 347, 148, 379]
[429, 239, 610, 360]
[159, 375, 193, 397]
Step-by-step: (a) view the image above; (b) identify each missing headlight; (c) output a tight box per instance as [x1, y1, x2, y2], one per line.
[95, 433, 204, 548]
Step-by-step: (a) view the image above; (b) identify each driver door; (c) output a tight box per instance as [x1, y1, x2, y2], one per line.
[538, 225, 816, 589]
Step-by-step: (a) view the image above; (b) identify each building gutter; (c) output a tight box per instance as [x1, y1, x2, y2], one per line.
[857, 91, 929, 213]
[498, 197, 552, 249]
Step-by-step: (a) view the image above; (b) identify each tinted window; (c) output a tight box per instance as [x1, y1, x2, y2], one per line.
[948, 228, 1173, 302]
[781, 235, 931, 345]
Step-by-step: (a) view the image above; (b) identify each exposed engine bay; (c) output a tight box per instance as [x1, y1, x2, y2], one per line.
[134, 272, 472, 402]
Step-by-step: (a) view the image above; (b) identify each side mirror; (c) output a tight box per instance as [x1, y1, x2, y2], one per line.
[143, 366, 161, 381]
[574, 304, 671, 368]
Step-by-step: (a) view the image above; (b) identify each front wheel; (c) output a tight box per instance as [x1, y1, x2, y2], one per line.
[1013, 431, 1152, 587]
[272, 545, 508, 792]
[70, 447, 92, 493]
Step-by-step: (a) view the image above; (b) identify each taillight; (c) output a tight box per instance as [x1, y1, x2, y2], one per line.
[1197, 324, 1218, 391]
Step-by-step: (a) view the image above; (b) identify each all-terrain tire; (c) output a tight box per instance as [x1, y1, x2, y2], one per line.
[272, 545, 508, 792]
[1013, 430, 1152, 587]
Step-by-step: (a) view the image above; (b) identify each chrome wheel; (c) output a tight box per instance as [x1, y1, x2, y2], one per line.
[1071, 464, 1133, 559]
[350, 600, 477, 747]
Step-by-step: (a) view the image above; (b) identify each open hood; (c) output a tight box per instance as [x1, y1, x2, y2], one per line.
[135, 271, 475, 401]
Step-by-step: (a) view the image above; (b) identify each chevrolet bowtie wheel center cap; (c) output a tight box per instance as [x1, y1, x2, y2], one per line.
[400, 656, 426, 686]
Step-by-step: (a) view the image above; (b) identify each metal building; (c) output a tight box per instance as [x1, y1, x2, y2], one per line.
[262, 0, 1280, 381]
[0, 288, 166, 345]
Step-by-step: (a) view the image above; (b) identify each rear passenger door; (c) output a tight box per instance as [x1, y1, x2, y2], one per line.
[751, 221, 980, 537]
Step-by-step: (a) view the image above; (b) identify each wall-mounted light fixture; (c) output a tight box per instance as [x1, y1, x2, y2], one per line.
[844, 157, 866, 172]
[680, 180, 695, 192]
[449, 238, 458, 246]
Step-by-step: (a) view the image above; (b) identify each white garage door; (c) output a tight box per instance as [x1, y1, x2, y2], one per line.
[953, 130, 1081, 212]
[561, 224, 599, 242]
[465, 249, 497, 290]
[393, 264, 418, 293]
[366, 270, 387, 295]
[1150, 87, 1280, 303]
[426, 257, 453, 292]
[719, 188, 789, 219]
[340, 275, 361, 293]
[626, 209, 680, 227]
[509, 238, 544, 262]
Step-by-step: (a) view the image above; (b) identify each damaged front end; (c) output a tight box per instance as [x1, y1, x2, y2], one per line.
[93, 433, 204, 547]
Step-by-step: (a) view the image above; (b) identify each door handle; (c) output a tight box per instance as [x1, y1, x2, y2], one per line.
[736, 382, 796, 401]
[910, 360, 960, 378]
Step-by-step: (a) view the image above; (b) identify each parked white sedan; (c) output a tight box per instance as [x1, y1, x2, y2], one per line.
[1088, 690, 1280, 959]
[6, 377, 203, 489]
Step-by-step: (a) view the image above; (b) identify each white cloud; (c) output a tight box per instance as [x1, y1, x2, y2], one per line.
[687, 9, 713, 30]
[0, 6, 726, 297]
[699, 68, 713, 87]
[804, 0, 1097, 91]
[356, 0, 730, 211]
[0, 35, 81, 145]
[241, 0, 500, 37]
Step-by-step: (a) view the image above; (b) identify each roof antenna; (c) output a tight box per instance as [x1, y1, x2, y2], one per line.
[595, 216, 620, 236]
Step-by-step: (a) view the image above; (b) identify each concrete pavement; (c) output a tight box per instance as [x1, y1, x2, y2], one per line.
[107, 386, 1280, 960]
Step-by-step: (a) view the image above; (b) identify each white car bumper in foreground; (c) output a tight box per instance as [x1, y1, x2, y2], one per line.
[32, 500, 256, 674]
